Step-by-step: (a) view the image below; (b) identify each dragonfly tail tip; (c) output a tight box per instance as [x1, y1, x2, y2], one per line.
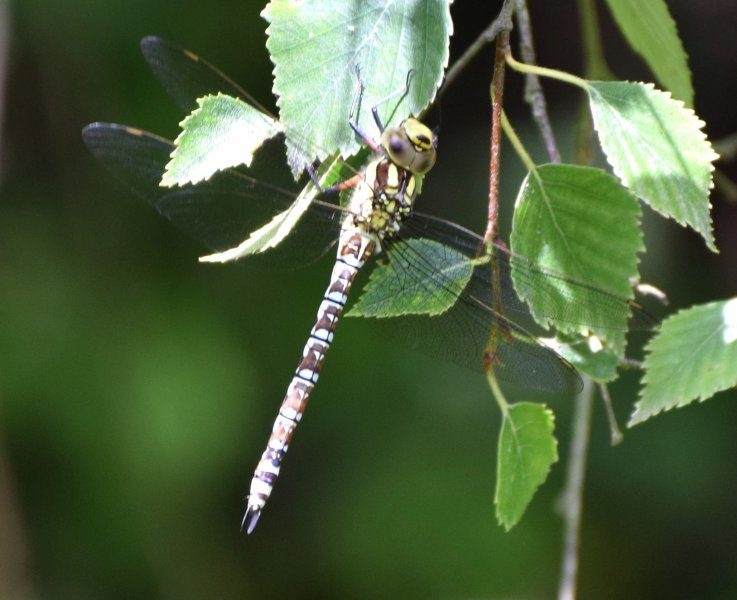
[241, 507, 261, 534]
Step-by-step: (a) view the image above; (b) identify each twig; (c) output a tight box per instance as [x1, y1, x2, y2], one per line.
[557, 378, 595, 600]
[442, 0, 515, 94]
[484, 31, 509, 244]
[514, 0, 560, 163]
[0, 9, 35, 596]
[0, 0, 8, 183]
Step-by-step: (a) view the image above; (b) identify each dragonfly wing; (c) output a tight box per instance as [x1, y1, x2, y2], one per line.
[403, 212, 652, 331]
[82, 123, 342, 266]
[351, 211, 653, 393]
[140, 36, 260, 114]
[361, 236, 582, 393]
[396, 307, 582, 394]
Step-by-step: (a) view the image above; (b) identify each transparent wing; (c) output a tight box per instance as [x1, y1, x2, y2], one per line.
[360, 235, 582, 393]
[350, 214, 654, 393]
[403, 213, 654, 331]
[140, 36, 269, 116]
[82, 123, 343, 266]
[140, 35, 379, 183]
[86, 38, 655, 394]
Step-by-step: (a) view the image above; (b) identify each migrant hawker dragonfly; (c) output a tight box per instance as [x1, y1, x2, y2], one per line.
[83, 37, 646, 533]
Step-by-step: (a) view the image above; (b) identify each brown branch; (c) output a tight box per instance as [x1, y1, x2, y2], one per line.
[484, 31, 509, 244]
[514, 0, 561, 163]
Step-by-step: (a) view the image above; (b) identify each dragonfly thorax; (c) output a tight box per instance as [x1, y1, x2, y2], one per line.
[346, 117, 436, 242]
[348, 156, 418, 241]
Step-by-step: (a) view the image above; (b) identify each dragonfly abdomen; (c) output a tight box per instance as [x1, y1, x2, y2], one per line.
[243, 229, 376, 533]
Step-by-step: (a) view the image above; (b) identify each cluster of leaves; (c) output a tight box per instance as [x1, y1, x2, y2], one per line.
[89, 0, 733, 530]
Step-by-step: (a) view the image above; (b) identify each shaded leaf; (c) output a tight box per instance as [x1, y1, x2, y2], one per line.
[630, 298, 737, 426]
[587, 81, 718, 251]
[349, 238, 473, 318]
[603, 0, 693, 106]
[496, 402, 558, 530]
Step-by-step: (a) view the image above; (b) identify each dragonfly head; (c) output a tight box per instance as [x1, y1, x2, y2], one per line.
[381, 118, 437, 175]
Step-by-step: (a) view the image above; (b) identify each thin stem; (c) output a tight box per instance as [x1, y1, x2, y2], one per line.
[500, 110, 536, 173]
[598, 383, 623, 446]
[557, 377, 595, 600]
[485, 31, 509, 244]
[514, 0, 561, 163]
[486, 369, 510, 416]
[501, 108, 549, 219]
[505, 51, 588, 90]
[442, 0, 515, 94]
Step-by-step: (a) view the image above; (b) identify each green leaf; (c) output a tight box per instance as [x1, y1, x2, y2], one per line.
[629, 298, 737, 426]
[602, 0, 693, 106]
[162, 94, 282, 187]
[198, 184, 318, 264]
[262, 0, 452, 174]
[510, 164, 643, 355]
[348, 238, 473, 318]
[552, 334, 619, 382]
[194, 154, 346, 263]
[496, 402, 558, 531]
[587, 81, 718, 251]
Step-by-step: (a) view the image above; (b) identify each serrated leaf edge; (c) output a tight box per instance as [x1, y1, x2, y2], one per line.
[587, 81, 719, 250]
[161, 93, 283, 188]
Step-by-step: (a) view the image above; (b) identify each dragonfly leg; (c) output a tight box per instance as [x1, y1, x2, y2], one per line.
[348, 66, 415, 148]
[306, 163, 365, 196]
[347, 65, 381, 150]
[369, 69, 414, 133]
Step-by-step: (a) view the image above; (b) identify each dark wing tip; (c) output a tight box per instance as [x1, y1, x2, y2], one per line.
[140, 35, 165, 54]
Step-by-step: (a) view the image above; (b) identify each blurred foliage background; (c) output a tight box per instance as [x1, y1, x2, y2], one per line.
[2, 1, 737, 598]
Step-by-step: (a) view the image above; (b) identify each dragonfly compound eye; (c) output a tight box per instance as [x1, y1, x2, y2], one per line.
[381, 118, 437, 175]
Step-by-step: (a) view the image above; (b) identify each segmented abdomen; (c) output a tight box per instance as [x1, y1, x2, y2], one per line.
[242, 229, 376, 533]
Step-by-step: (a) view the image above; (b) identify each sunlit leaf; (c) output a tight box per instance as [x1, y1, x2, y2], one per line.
[162, 94, 282, 187]
[629, 298, 737, 426]
[587, 81, 718, 251]
[262, 0, 452, 174]
[602, 0, 693, 106]
[496, 402, 558, 531]
[510, 164, 643, 355]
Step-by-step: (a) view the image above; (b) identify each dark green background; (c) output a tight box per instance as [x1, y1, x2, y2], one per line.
[2, 1, 737, 598]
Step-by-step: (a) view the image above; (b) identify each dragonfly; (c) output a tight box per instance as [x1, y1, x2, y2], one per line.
[83, 37, 648, 533]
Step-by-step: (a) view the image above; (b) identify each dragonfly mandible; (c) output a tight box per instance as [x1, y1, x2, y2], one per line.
[83, 37, 647, 533]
